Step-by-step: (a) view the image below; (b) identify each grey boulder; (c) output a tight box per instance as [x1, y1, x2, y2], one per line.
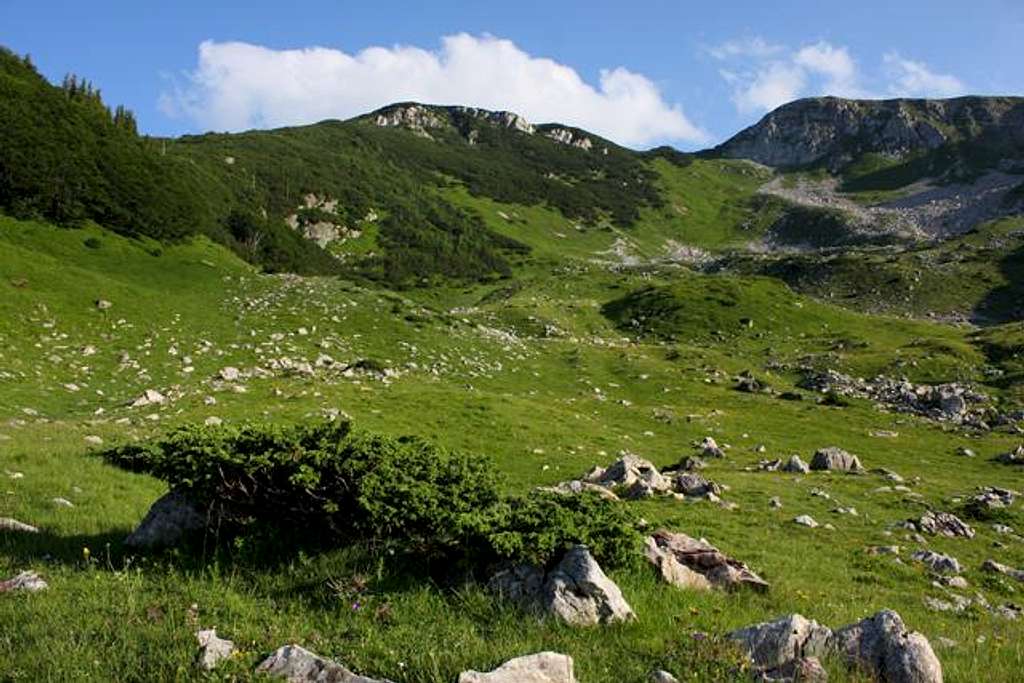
[458, 652, 576, 683]
[729, 614, 833, 670]
[833, 610, 943, 683]
[543, 546, 635, 625]
[125, 490, 207, 549]
[810, 447, 863, 472]
[257, 644, 393, 682]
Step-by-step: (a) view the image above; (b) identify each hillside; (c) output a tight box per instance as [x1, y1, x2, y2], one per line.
[2, 45, 1024, 682]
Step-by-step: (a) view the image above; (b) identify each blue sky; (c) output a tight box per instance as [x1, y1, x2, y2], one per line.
[2, 1, 1022, 149]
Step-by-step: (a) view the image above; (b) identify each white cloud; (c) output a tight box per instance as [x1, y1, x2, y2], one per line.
[709, 37, 967, 114]
[160, 33, 707, 147]
[883, 52, 966, 98]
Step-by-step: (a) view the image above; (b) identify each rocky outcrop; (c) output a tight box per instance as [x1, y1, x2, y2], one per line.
[909, 511, 975, 539]
[124, 491, 207, 549]
[714, 96, 1024, 171]
[730, 610, 943, 683]
[646, 529, 769, 591]
[458, 652, 576, 683]
[545, 127, 593, 151]
[488, 546, 634, 626]
[833, 610, 943, 683]
[257, 644, 393, 682]
[810, 447, 863, 472]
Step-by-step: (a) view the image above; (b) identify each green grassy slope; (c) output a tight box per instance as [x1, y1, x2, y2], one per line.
[2, 217, 1023, 681]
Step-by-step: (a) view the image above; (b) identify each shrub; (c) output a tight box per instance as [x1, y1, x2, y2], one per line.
[102, 420, 643, 569]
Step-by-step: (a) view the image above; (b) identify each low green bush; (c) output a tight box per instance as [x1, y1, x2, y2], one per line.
[102, 420, 642, 569]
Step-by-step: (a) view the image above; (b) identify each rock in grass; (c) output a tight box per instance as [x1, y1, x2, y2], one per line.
[648, 671, 680, 683]
[911, 551, 961, 575]
[0, 570, 47, 593]
[794, 515, 819, 528]
[488, 547, 634, 626]
[757, 657, 828, 682]
[646, 529, 768, 592]
[0, 517, 39, 533]
[196, 629, 234, 670]
[543, 545, 635, 625]
[912, 511, 974, 539]
[643, 536, 713, 591]
[833, 610, 943, 683]
[810, 447, 863, 472]
[130, 389, 166, 408]
[728, 614, 833, 670]
[982, 559, 1024, 582]
[125, 490, 206, 549]
[458, 652, 576, 683]
[257, 644, 392, 682]
[782, 456, 810, 474]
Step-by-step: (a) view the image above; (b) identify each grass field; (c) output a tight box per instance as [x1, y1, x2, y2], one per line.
[2, 216, 1024, 681]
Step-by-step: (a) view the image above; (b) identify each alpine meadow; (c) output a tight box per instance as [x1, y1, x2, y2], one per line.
[2, 27, 1024, 683]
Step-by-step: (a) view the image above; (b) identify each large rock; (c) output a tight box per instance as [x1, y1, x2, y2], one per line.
[911, 551, 961, 575]
[781, 456, 810, 474]
[257, 644, 393, 682]
[196, 629, 235, 670]
[0, 570, 48, 593]
[982, 559, 1024, 582]
[0, 517, 39, 533]
[833, 610, 942, 683]
[643, 536, 712, 591]
[125, 490, 207, 549]
[672, 473, 722, 498]
[458, 652, 576, 683]
[913, 511, 974, 539]
[591, 454, 670, 496]
[487, 563, 546, 606]
[542, 546, 635, 625]
[810, 447, 863, 472]
[756, 657, 829, 682]
[728, 614, 833, 670]
[648, 529, 769, 591]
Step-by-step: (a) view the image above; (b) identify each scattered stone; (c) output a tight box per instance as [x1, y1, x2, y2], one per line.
[674, 456, 707, 471]
[204, 416, 223, 427]
[728, 614, 832, 670]
[648, 671, 680, 683]
[52, 497, 74, 508]
[769, 497, 783, 509]
[782, 456, 810, 474]
[867, 545, 901, 556]
[543, 546, 635, 626]
[84, 435, 103, 446]
[646, 529, 769, 591]
[794, 515, 819, 528]
[131, 389, 166, 408]
[810, 447, 863, 472]
[489, 546, 634, 626]
[672, 472, 722, 498]
[956, 447, 975, 458]
[257, 644, 393, 682]
[458, 652, 576, 683]
[0, 570, 47, 593]
[832, 609, 943, 683]
[700, 437, 726, 458]
[125, 490, 207, 549]
[0, 518, 39, 533]
[982, 559, 1024, 582]
[95, 299, 113, 310]
[913, 511, 975, 539]
[589, 453, 670, 498]
[196, 629, 235, 670]
[996, 445, 1024, 465]
[757, 657, 828, 683]
[966, 487, 1016, 513]
[912, 551, 961, 575]
[218, 367, 241, 382]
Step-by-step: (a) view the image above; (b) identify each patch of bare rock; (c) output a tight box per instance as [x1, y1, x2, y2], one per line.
[730, 609, 943, 683]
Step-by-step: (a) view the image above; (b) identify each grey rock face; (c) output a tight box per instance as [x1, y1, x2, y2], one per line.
[647, 529, 769, 591]
[833, 610, 943, 683]
[810, 447, 863, 472]
[196, 629, 235, 670]
[911, 551, 961, 575]
[912, 511, 975, 539]
[714, 96, 1024, 170]
[458, 652, 576, 683]
[543, 546, 635, 625]
[0, 517, 39, 533]
[257, 644, 393, 682]
[125, 491, 207, 549]
[728, 614, 833, 669]
[0, 570, 48, 593]
[782, 456, 810, 474]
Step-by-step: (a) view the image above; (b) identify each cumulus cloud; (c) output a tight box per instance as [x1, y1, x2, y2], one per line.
[883, 52, 966, 97]
[160, 33, 707, 147]
[708, 37, 967, 114]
